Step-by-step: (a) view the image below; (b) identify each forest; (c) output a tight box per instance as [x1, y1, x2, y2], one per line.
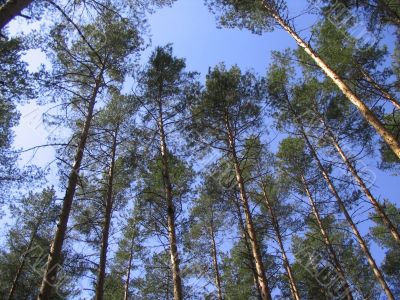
[0, 0, 399, 299]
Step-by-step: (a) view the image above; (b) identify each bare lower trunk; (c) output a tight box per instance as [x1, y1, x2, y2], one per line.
[265, 6, 400, 159]
[158, 100, 182, 300]
[209, 226, 223, 300]
[123, 236, 135, 300]
[37, 73, 103, 300]
[232, 156, 271, 300]
[234, 197, 262, 300]
[0, 0, 32, 30]
[226, 119, 272, 300]
[301, 176, 354, 300]
[320, 116, 400, 243]
[260, 185, 301, 300]
[95, 126, 119, 300]
[300, 127, 395, 300]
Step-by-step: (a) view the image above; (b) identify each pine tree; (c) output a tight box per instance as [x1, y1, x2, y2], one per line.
[276, 137, 356, 300]
[186, 173, 231, 300]
[291, 215, 379, 299]
[268, 57, 395, 298]
[37, 9, 141, 299]
[188, 64, 273, 300]
[206, 0, 400, 158]
[370, 202, 400, 295]
[70, 91, 138, 300]
[136, 44, 197, 300]
[103, 209, 145, 300]
[0, 187, 76, 299]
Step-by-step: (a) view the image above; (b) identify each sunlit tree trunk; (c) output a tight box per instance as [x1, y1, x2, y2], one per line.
[300, 125, 395, 300]
[264, 4, 400, 159]
[157, 99, 183, 300]
[319, 115, 400, 243]
[209, 225, 223, 300]
[225, 116, 272, 300]
[123, 236, 135, 300]
[37, 71, 103, 300]
[301, 176, 354, 300]
[234, 197, 263, 300]
[260, 184, 301, 300]
[358, 67, 400, 110]
[95, 125, 119, 300]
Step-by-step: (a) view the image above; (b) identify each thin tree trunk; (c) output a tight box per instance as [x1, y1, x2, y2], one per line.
[157, 100, 183, 300]
[300, 176, 354, 300]
[225, 118, 272, 300]
[358, 67, 400, 110]
[0, 0, 32, 30]
[95, 125, 119, 300]
[319, 115, 400, 242]
[264, 5, 400, 159]
[37, 72, 103, 300]
[260, 184, 301, 300]
[234, 197, 262, 300]
[300, 126, 395, 300]
[209, 225, 223, 300]
[123, 236, 135, 300]
[8, 222, 41, 300]
[8, 194, 54, 300]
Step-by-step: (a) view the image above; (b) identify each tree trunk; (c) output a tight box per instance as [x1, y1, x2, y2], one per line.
[209, 225, 223, 300]
[319, 115, 400, 243]
[157, 100, 183, 300]
[225, 118, 272, 300]
[301, 176, 354, 300]
[123, 236, 135, 300]
[260, 185, 301, 300]
[265, 5, 400, 159]
[8, 222, 41, 300]
[37, 72, 103, 300]
[234, 197, 262, 300]
[0, 0, 32, 30]
[300, 126, 395, 300]
[95, 126, 119, 300]
[358, 67, 400, 110]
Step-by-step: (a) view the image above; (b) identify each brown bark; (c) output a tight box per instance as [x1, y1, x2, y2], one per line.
[37, 72, 103, 300]
[7, 223, 40, 300]
[209, 225, 223, 300]
[8, 193, 55, 300]
[264, 5, 400, 159]
[225, 117, 272, 300]
[359, 67, 400, 110]
[157, 99, 183, 300]
[301, 176, 354, 300]
[123, 236, 135, 300]
[319, 116, 400, 243]
[0, 0, 32, 30]
[300, 127, 395, 300]
[234, 198, 262, 300]
[260, 185, 301, 300]
[95, 125, 119, 300]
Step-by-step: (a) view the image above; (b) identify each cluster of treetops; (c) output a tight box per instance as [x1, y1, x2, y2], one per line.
[0, 0, 399, 299]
